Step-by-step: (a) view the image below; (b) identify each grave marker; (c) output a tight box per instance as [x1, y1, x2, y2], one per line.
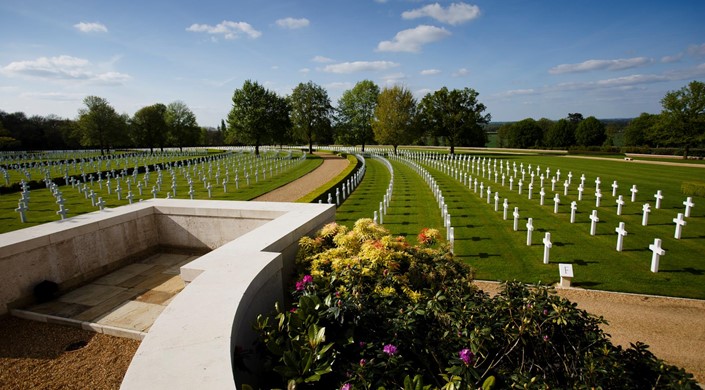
[683, 197, 694, 217]
[513, 207, 520, 231]
[570, 201, 577, 223]
[630, 185, 638, 202]
[559, 263, 574, 287]
[642, 203, 651, 226]
[526, 217, 534, 246]
[553, 193, 560, 213]
[616, 195, 625, 216]
[15, 202, 28, 223]
[615, 222, 628, 252]
[611, 180, 619, 197]
[589, 210, 599, 236]
[542, 232, 552, 264]
[649, 238, 665, 273]
[654, 190, 663, 209]
[673, 213, 686, 239]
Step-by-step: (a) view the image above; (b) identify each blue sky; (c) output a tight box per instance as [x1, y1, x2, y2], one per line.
[1, 0, 704, 127]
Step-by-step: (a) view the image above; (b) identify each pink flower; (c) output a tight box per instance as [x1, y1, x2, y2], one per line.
[543, 335, 549, 342]
[341, 383, 351, 390]
[302, 275, 313, 284]
[459, 348, 474, 365]
[383, 344, 398, 356]
[359, 358, 366, 366]
[295, 281, 305, 291]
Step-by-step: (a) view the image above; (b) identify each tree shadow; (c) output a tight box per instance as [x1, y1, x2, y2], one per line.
[660, 267, 705, 275]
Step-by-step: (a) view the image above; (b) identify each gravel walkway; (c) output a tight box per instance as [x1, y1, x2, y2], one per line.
[474, 281, 705, 383]
[254, 152, 349, 202]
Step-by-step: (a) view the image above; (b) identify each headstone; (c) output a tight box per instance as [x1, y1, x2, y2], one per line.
[553, 193, 560, 213]
[563, 180, 569, 196]
[486, 186, 491, 204]
[642, 203, 651, 226]
[615, 222, 628, 252]
[542, 232, 552, 264]
[616, 195, 625, 216]
[494, 192, 499, 212]
[126, 191, 134, 204]
[518, 180, 523, 195]
[595, 190, 602, 207]
[97, 197, 106, 210]
[528, 183, 533, 200]
[595, 177, 601, 192]
[526, 217, 534, 246]
[683, 196, 695, 217]
[570, 201, 577, 223]
[513, 207, 520, 231]
[649, 238, 665, 273]
[654, 190, 663, 209]
[539, 187, 546, 206]
[503, 199, 509, 220]
[559, 263, 574, 287]
[630, 185, 638, 202]
[56, 204, 69, 220]
[15, 202, 28, 223]
[577, 184, 584, 201]
[589, 210, 599, 236]
[673, 213, 686, 239]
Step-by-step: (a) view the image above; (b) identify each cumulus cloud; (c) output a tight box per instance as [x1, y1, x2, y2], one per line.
[402, 2, 480, 25]
[73, 22, 108, 33]
[687, 43, 705, 57]
[0, 55, 130, 84]
[275, 17, 310, 29]
[312, 55, 334, 63]
[377, 25, 450, 53]
[661, 53, 683, 63]
[322, 61, 399, 74]
[186, 20, 261, 40]
[420, 69, 441, 75]
[549, 57, 652, 74]
[452, 68, 469, 77]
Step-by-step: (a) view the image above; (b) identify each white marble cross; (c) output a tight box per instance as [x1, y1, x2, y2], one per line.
[595, 177, 601, 192]
[595, 190, 603, 207]
[683, 196, 695, 217]
[526, 217, 534, 246]
[673, 213, 687, 239]
[151, 186, 158, 199]
[630, 185, 638, 202]
[15, 202, 28, 223]
[570, 201, 578, 223]
[551, 177, 556, 192]
[553, 193, 561, 213]
[563, 180, 569, 196]
[509, 176, 513, 191]
[207, 183, 213, 198]
[56, 204, 69, 220]
[615, 222, 628, 252]
[486, 186, 492, 204]
[580, 173, 586, 187]
[188, 185, 195, 199]
[540, 187, 546, 206]
[540, 174, 545, 188]
[528, 182, 533, 199]
[503, 199, 509, 220]
[642, 203, 651, 226]
[126, 191, 134, 204]
[654, 190, 663, 209]
[616, 195, 625, 216]
[494, 192, 500, 212]
[649, 238, 666, 273]
[542, 232, 552, 264]
[611, 180, 619, 197]
[513, 207, 520, 231]
[480, 181, 484, 195]
[589, 210, 599, 236]
[556, 169, 561, 181]
[578, 184, 584, 201]
[518, 180, 523, 195]
[567, 171, 573, 185]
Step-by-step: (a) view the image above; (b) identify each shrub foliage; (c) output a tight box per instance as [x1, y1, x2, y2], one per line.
[250, 219, 697, 389]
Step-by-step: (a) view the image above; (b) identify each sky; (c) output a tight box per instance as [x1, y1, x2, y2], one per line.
[1, 0, 704, 128]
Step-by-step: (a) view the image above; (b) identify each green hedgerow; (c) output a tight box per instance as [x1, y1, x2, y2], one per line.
[249, 219, 697, 389]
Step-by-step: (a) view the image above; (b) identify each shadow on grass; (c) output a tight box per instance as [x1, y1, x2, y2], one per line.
[660, 267, 705, 275]
[566, 259, 598, 266]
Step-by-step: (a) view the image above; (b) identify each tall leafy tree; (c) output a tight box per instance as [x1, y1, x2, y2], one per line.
[131, 103, 168, 153]
[166, 101, 200, 151]
[76, 96, 127, 155]
[290, 81, 333, 153]
[228, 80, 290, 155]
[624, 113, 658, 146]
[372, 85, 417, 155]
[506, 118, 543, 149]
[657, 81, 705, 158]
[418, 87, 490, 154]
[543, 119, 576, 148]
[575, 116, 606, 146]
[336, 80, 379, 151]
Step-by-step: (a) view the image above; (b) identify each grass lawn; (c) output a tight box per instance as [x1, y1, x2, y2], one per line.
[0, 152, 320, 233]
[338, 149, 705, 299]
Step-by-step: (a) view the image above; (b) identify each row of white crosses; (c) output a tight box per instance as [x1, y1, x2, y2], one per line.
[403, 150, 700, 273]
[320, 148, 367, 208]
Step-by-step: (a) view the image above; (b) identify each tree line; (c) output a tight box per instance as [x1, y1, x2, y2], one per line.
[495, 81, 705, 158]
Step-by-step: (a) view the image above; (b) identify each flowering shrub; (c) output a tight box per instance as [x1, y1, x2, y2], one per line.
[251, 219, 697, 389]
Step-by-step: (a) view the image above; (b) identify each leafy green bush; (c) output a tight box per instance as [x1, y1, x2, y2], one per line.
[681, 181, 705, 197]
[249, 219, 697, 389]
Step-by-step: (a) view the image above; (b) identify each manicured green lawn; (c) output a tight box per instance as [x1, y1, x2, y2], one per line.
[337, 150, 705, 299]
[0, 152, 320, 233]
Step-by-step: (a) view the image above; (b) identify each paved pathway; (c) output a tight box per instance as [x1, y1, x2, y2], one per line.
[254, 152, 350, 202]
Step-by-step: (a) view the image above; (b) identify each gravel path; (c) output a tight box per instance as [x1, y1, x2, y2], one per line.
[562, 154, 705, 168]
[473, 281, 705, 383]
[254, 152, 349, 202]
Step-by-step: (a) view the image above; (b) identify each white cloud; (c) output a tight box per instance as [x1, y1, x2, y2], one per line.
[20, 92, 84, 101]
[549, 57, 652, 74]
[275, 17, 310, 29]
[312, 55, 334, 63]
[325, 81, 354, 91]
[380, 72, 407, 86]
[0, 55, 130, 85]
[299, 68, 311, 73]
[452, 68, 469, 77]
[687, 43, 705, 57]
[322, 61, 399, 74]
[420, 69, 441, 75]
[377, 25, 450, 53]
[402, 2, 480, 25]
[73, 22, 108, 33]
[186, 21, 261, 40]
[661, 53, 683, 63]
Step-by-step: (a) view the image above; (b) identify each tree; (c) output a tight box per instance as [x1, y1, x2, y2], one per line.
[544, 119, 576, 148]
[503, 118, 543, 149]
[336, 80, 380, 151]
[658, 81, 705, 158]
[76, 96, 127, 154]
[624, 113, 657, 146]
[372, 85, 417, 155]
[131, 103, 168, 153]
[227, 80, 290, 155]
[567, 113, 584, 124]
[575, 116, 606, 146]
[290, 81, 333, 153]
[165, 101, 200, 151]
[418, 87, 490, 154]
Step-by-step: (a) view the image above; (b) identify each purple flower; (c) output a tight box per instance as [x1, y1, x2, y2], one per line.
[359, 341, 366, 348]
[302, 274, 313, 284]
[341, 384, 351, 390]
[543, 335, 549, 342]
[383, 344, 398, 356]
[543, 309, 549, 316]
[295, 281, 305, 291]
[359, 358, 367, 367]
[459, 348, 474, 365]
